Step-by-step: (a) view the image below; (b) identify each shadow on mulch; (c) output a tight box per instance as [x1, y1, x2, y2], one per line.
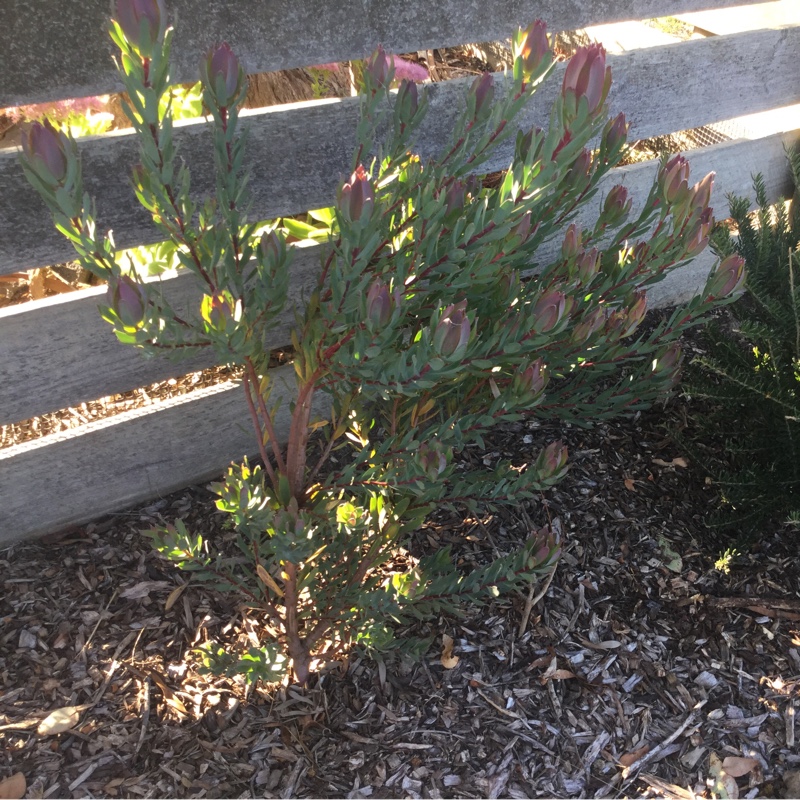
[2, 321, 799, 799]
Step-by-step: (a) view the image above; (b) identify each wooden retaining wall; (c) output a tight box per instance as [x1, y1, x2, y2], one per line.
[1, 0, 798, 543]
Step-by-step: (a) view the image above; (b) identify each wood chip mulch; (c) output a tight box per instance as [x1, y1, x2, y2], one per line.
[2, 374, 799, 798]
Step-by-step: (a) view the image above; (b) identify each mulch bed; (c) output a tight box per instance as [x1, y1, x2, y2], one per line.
[2, 366, 799, 798]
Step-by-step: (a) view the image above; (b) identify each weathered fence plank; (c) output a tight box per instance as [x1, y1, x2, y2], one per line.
[2, 131, 797, 427]
[0, 364, 317, 545]
[2, 26, 798, 275]
[2, 0, 770, 107]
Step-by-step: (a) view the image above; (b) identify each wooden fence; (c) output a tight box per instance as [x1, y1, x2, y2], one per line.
[1, 0, 798, 544]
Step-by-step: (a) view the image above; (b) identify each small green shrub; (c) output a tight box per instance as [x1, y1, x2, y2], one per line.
[686, 148, 800, 538]
[22, 0, 743, 684]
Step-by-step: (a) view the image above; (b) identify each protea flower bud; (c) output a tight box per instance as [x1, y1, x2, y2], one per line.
[201, 290, 236, 331]
[510, 210, 533, 245]
[366, 278, 392, 326]
[444, 180, 467, 217]
[562, 43, 611, 117]
[418, 443, 449, 479]
[395, 79, 419, 120]
[203, 42, 244, 108]
[659, 155, 690, 205]
[433, 300, 470, 359]
[570, 306, 605, 343]
[259, 230, 283, 265]
[576, 247, 601, 283]
[532, 290, 566, 333]
[621, 291, 647, 337]
[601, 185, 631, 227]
[534, 441, 569, 483]
[684, 207, 714, 257]
[528, 526, 561, 568]
[340, 164, 374, 223]
[107, 275, 147, 328]
[601, 113, 628, 156]
[565, 148, 592, 192]
[705, 254, 746, 299]
[516, 358, 549, 397]
[469, 72, 494, 122]
[652, 343, 684, 388]
[561, 223, 582, 260]
[516, 20, 549, 81]
[114, 0, 165, 57]
[691, 172, 715, 212]
[366, 46, 391, 89]
[21, 120, 69, 187]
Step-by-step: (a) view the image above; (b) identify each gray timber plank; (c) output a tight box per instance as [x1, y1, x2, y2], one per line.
[2, 0, 767, 107]
[0, 245, 321, 425]
[2, 131, 797, 426]
[2, 26, 799, 275]
[0, 364, 316, 544]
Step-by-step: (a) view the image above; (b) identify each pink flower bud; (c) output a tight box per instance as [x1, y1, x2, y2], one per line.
[418, 443, 449, 479]
[510, 210, 533, 244]
[433, 300, 470, 358]
[561, 223, 582, 260]
[366, 46, 391, 89]
[259, 230, 282, 265]
[395, 79, 419, 120]
[366, 278, 392, 326]
[691, 172, 715, 212]
[652, 344, 684, 388]
[517, 358, 549, 396]
[602, 113, 627, 155]
[565, 148, 592, 191]
[659, 155, 690, 204]
[602, 184, 631, 226]
[201, 291, 236, 331]
[570, 306, 605, 343]
[620, 291, 647, 337]
[107, 275, 147, 328]
[528, 526, 561, 568]
[705, 254, 745, 299]
[576, 247, 601, 283]
[469, 72, 494, 121]
[114, 0, 165, 57]
[532, 290, 566, 333]
[21, 120, 68, 186]
[517, 20, 549, 80]
[534, 441, 569, 483]
[203, 43, 244, 108]
[340, 164, 374, 223]
[562, 43, 611, 116]
[684, 207, 714, 257]
[444, 180, 467, 216]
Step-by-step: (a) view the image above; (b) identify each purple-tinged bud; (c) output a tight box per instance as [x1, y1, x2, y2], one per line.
[444, 180, 467, 216]
[517, 20, 550, 80]
[469, 72, 495, 121]
[659, 155, 690, 204]
[418, 443, 449, 479]
[562, 43, 611, 116]
[602, 184, 631, 226]
[366, 278, 392, 326]
[532, 290, 566, 333]
[565, 148, 592, 191]
[433, 300, 470, 359]
[510, 210, 533, 244]
[684, 207, 714, 257]
[21, 120, 68, 186]
[107, 275, 147, 328]
[570, 306, 605, 343]
[516, 358, 549, 397]
[561, 223, 582, 260]
[652, 344, 684, 388]
[602, 113, 628, 156]
[340, 164, 374, 224]
[528, 526, 561, 569]
[705, 254, 746, 299]
[259, 230, 282, 264]
[203, 43, 244, 108]
[114, 0, 165, 57]
[395, 79, 419, 120]
[534, 440, 569, 483]
[576, 247, 601, 283]
[620, 291, 647, 337]
[691, 171, 715, 212]
[366, 46, 391, 89]
[201, 290, 236, 331]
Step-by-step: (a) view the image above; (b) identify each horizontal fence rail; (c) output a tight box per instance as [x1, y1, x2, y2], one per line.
[2, 0, 799, 545]
[2, 25, 800, 274]
[2, 0, 773, 107]
[1, 131, 797, 427]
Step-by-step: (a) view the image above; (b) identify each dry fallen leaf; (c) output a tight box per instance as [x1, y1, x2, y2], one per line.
[0, 773, 26, 800]
[652, 456, 689, 468]
[164, 583, 188, 611]
[37, 705, 82, 736]
[619, 743, 650, 767]
[624, 477, 637, 492]
[440, 634, 459, 669]
[721, 756, 759, 778]
[256, 564, 285, 597]
[709, 752, 739, 799]
[120, 580, 171, 600]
